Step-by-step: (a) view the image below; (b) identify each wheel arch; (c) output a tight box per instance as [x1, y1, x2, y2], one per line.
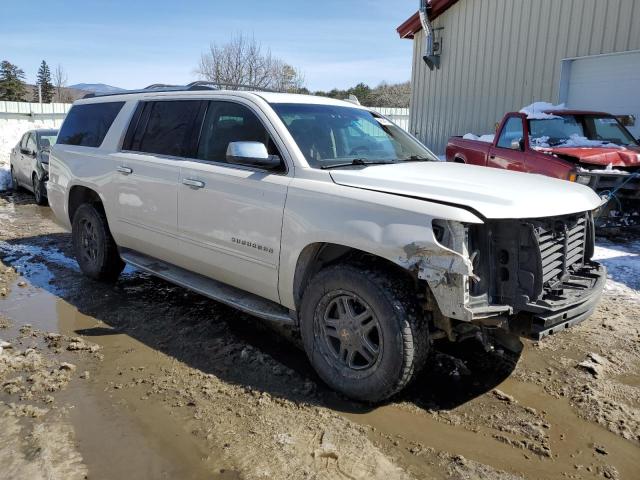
[291, 242, 421, 312]
[68, 184, 106, 224]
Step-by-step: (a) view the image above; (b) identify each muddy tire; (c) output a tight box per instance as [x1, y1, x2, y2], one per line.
[300, 263, 429, 402]
[72, 203, 125, 282]
[32, 174, 47, 206]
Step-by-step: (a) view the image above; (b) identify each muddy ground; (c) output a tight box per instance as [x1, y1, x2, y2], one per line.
[0, 191, 638, 480]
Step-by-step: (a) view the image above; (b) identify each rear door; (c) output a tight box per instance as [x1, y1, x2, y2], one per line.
[114, 99, 204, 262]
[176, 100, 290, 303]
[488, 116, 528, 172]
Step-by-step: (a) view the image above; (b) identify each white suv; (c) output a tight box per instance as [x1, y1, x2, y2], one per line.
[48, 86, 606, 401]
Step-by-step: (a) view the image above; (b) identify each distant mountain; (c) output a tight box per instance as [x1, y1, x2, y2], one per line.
[25, 84, 87, 103]
[69, 83, 126, 94]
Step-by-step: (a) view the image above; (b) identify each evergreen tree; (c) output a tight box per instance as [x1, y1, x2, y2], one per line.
[0, 60, 27, 101]
[36, 60, 54, 103]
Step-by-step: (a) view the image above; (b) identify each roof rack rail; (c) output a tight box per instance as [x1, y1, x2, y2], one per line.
[144, 83, 182, 89]
[185, 81, 277, 93]
[81, 82, 279, 99]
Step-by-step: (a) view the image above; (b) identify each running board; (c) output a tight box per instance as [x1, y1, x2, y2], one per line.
[120, 250, 295, 325]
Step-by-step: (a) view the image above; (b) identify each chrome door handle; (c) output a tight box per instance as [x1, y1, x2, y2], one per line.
[182, 178, 205, 189]
[117, 166, 133, 175]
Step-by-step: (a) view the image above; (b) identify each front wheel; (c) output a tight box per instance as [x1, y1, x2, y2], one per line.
[72, 203, 125, 282]
[300, 263, 429, 402]
[10, 167, 19, 191]
[32, 174, 47, 206]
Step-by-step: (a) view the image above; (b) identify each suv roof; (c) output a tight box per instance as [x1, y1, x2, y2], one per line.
[75, 88, 367, 109]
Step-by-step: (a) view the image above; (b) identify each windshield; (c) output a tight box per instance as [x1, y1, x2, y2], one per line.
[271, 103, 437, 168]
[528, 115, 638, 148]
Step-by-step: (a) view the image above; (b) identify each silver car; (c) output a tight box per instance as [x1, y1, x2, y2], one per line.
[10, 128, 58, 205]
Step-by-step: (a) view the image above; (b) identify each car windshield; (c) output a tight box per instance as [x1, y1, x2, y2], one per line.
[38, 131, 59, 150]
[271, 103, 437, 168]
[528, 115, 638, 148]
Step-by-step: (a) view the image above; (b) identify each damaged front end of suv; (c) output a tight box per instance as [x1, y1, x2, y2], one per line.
[412, 212, 606, 352]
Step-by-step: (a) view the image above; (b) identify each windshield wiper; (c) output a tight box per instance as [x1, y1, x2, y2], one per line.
[401, 155, 433, 162]
[320, 159, 395, 169]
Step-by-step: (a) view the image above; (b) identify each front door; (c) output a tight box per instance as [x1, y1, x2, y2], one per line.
[177, 100, 290, 303]
[20, 132, 37, 184]
[488, 116, 527, 172]
[111, 99, 204, 262]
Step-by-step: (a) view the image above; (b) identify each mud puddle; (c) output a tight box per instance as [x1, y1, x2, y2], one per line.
[2, 281, 237, 480]
[343, 374, 639, 479]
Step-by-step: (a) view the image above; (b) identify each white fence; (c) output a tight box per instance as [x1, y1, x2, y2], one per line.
[0, 101, 409, 133]
[371, 107, 410, 131]
[0, 101, 72, 129]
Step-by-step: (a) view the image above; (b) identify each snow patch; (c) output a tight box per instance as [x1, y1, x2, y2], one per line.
[0, 241, 80, 293]
[463, 133, 495, 143]
[531, 134, 625, 151]
[0, 240, 136, 293]
[593, 240, 640, 300]
[578, 164, 630, 175]
[519, 102, 566, 120]
[0, 162, 9, 191]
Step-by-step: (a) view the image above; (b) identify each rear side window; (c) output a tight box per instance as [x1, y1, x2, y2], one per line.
[126, 100, 202, 157]
[58, 102, 124, 147]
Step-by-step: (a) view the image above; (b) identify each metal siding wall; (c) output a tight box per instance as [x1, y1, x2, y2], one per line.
[409, 0, 640, 154]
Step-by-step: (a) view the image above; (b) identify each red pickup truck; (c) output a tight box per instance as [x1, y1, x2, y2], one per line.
[446, 108, 640, 228]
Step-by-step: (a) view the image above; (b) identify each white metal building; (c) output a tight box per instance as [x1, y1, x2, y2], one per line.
[398, 0, 640, 153]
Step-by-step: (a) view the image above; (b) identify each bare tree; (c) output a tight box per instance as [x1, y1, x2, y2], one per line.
[368, 81, 411, 108]
[196, 34, 305, 93]
[53, 64, 72, 103]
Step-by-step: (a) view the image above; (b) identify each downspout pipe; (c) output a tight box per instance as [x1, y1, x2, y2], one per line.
[419, 0, 440, 70]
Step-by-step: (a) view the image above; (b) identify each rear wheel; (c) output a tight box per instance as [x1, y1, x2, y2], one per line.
[72, 203, 125, 282]
[300, 263, 429, 402]
[32, 174, 47, 206]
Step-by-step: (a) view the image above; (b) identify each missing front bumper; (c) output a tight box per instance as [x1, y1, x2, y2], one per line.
[511, 264, 607, 340]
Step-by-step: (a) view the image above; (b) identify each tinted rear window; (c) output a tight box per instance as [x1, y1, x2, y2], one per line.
[127, 100, 202, 157]
[58, 102, 124, 147]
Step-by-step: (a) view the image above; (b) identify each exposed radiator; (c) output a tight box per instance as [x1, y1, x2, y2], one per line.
[534, 214, 587, 287]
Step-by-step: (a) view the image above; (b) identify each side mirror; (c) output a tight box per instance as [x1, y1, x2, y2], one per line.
[226, 142, 281, 170]
[510, 138, 524, 151]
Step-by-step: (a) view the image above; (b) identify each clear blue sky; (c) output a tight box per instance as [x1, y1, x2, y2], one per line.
[0, 0, 418, 91]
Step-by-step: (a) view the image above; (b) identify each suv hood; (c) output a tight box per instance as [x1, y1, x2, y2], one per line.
[330, 162, 602, 219]
[541, 146, 640, 167]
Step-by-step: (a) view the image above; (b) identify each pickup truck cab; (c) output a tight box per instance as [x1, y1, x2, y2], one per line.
[48, 87, 606, 402]
[446, 109, 640, 228]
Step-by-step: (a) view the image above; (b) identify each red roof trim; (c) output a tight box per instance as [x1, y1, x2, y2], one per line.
[396, 0, 460, 39]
